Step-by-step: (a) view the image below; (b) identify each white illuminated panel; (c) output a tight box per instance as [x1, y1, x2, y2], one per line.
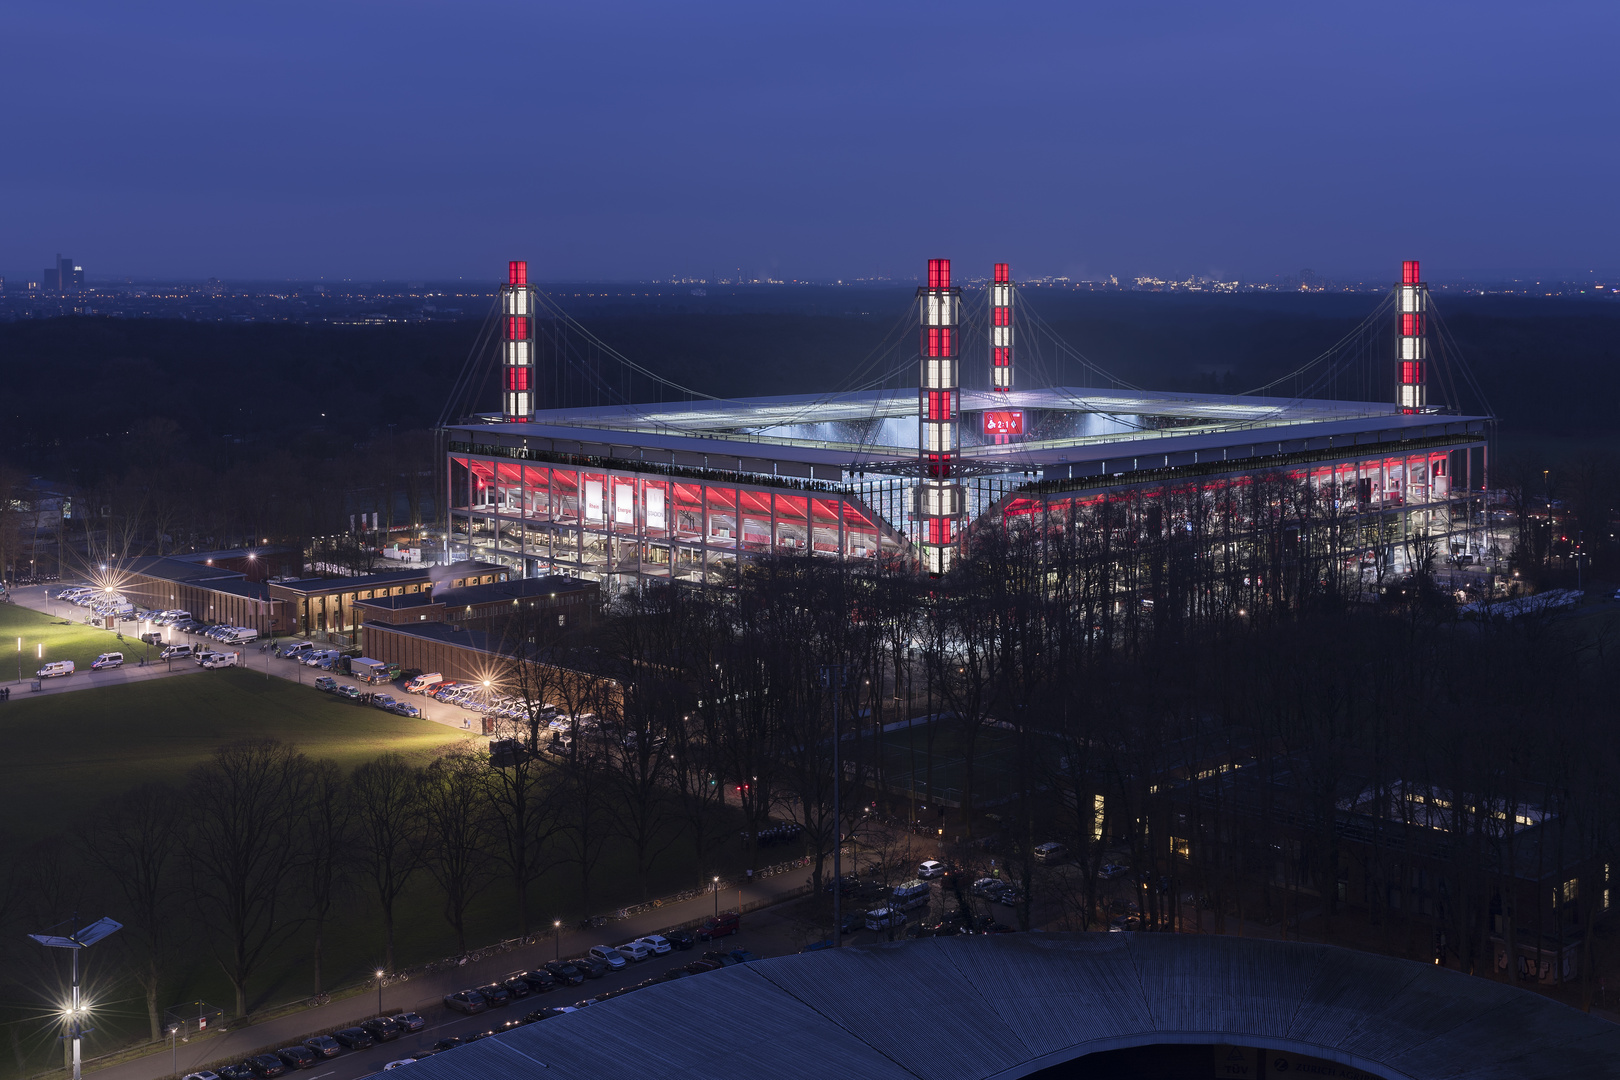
[584, 480, 604, 523]
[1400, 286, 1423, 312]
[506, 341, 531, 365]
[614, 483, 634, 525]
[1401, 338, 1425, 360]
[504, 289, 531, 315]
[992, 326, 1011, 348]
[646, 487, 666, 530]
[991, 284, 1011, 307]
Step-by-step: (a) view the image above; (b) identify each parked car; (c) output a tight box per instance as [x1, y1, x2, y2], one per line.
[544, 961, 585, 986]
[336, 685, 363, 699]
[246, 1054, 287, 1078]
[971, 877, 1004, 899]
[91, 652, 124, 670]
[917, 860, 946, 879]
[501, 974, 533, 999]
[390, 701, 423, 718]
[1099, 864, 1130, 880]
[697, 911, 740, 940]
[475, 983, 512, 1006]
[432, 1037, 463, 1052]
[587, 945, 628, 970]
[302, 1036, 341, 1058]
[381, 1061, 415, 1071]
[700, 950, 740, 966]
[864, 907, 906, 931]
[522, 1007, 571, 1023]
[392, 1012, 426, 1033]
[513, 968, 556, 993]
[274, 1047, 317, 1070]
[663, 929, 696, 951]
[443, 990, 487, 1014]
[635, 934, 672, 955]
[183, 1072, 222, 1080]
[839, 912, 865, 935]
[217, 1066, 255, 1080]
[331, 1028, 374, 1049]
[314, 676, 338, 692]
[1033, 842, 1066, 863]
[616, 940, 652, 963]
[684, 958, 724, 975]
[361, 1017, 403, 1042]
[570, 956, 608, 979]
[371, 693, 398, 711]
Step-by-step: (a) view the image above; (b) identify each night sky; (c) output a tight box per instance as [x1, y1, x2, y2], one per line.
[3, 2, 1615, 282]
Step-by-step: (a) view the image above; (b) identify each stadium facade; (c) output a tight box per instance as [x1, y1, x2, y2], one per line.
[446, 260, 1490, 592]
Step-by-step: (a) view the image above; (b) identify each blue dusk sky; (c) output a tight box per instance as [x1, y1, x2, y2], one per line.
[1, 1, 1615, 282]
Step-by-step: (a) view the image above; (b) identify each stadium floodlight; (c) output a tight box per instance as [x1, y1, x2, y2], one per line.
[29, 917, 122, 1080]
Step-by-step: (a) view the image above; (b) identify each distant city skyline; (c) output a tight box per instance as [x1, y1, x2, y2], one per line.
[2, 3, 1615, 281]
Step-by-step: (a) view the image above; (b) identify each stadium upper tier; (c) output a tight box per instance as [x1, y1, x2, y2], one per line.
[453, 386, 1486, 483]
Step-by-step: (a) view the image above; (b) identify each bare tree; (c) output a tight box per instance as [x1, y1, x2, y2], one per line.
[419, 744, 497, 954]
[185, 739, 311, 1016]
[350, 753, 424, 971]
[297, 759, 353, 995]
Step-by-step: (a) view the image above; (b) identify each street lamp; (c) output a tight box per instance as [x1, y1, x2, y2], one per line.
[29, 917, 121, 1080]
[166, 1024, 179, 1076]
[553, 919, 561, 960]
[375, 969, 384, 1016]
[712, 876, 720, 918]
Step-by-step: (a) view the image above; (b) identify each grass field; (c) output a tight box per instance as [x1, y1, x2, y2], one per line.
[0, 667, 462, 836]
[0, 599, 158, 677]
[0, 661, 762, 1075]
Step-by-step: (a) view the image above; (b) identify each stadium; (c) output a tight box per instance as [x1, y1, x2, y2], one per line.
[445, 260, 1491, 592]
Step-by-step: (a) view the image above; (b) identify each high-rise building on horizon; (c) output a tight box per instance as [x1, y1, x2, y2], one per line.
[41, 254, 82, 294]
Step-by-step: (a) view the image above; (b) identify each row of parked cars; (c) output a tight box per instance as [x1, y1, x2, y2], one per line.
[182, 1013, 429, 1080]
[279, 641, 344, 668]
[52, 585, 134, 621]
[312, 676, 423, 716]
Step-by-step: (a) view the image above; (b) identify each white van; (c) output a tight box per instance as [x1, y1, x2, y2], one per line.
[201, 652, 240, 669]
[91, 652, 124, 670]
[891, 880, 931, 911]
[37, 660, 75, 678]
[161, 644, 194, 660]
[1033, 842, 1066, 864]
[865, 907, 906, 930]
[221, 628, 258, 644]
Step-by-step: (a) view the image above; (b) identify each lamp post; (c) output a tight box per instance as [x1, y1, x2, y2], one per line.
[819, 663, 848, 945]
[712, 876, 720, 918]
[29, 917, 121, 1080]
[375, 969, 384, 1016]
[553, 920, 561, 960]
[167, 1024, 179, 1076]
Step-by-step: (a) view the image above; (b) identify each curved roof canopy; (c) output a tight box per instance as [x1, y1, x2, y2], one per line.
[402, 933, 1620, 1080]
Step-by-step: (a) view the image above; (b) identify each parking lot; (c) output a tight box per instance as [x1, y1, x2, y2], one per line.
[7, 585, 491, 731]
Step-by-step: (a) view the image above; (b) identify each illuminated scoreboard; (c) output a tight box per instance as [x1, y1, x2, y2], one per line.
[982, 410, 1023, 437]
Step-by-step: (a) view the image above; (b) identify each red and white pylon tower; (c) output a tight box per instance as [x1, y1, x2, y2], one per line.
[917, 258, 962, 575]
[990, 262, 1013, 393]
[502, 260, 535, 421]
[1397, 259, 1427, 413]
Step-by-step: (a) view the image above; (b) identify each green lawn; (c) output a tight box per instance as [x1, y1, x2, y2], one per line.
[0, 666, 461, 837]
[0, 600, 156, 677]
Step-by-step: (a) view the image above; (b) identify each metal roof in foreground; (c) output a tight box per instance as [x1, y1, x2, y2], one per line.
[399, 934, 1620, 1080]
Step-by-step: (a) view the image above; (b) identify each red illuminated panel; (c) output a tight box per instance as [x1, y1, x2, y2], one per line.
[927, 391, 953, 420]
[1401, 313, 1423, 337]
[1401, 362, 1423, 384]
[509, 260, 528, 285]
[993, 347, 1010, 366]
[928, 259, 951, 290]
[924, 327, 956, 356]
[506, 366, 530, 391]
[506, 316, 529, 339]
[1402, 260, 1419, 285]
[993, 306, 1010, 326]
[994, 263, 1009, 284]
[982, 410, 1023, 436]
[926, 519, 953, 544]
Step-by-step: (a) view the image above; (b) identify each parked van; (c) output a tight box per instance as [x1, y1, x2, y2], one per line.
[201, 652, 240, 669]
[281, 642, 315, 660]
[891, 880, 931, 911]
[36, 660, 75, 678]
[91, 652, 124, 670]
[314, 675, 338, 692]
[303, 649, 340, 668]
[405, 672, 444, 694]
[160, 644, 194, 660]
[865, 907, 906, 931]
[221, 628, 258, 644]
[1032, 842, 1066, 864]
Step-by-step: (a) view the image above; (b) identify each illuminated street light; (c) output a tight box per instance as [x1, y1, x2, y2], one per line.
[375, 968, 384, 1014]
[29, 917, 122, 1080]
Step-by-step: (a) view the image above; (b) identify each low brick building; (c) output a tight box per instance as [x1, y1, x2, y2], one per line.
[120, 556, 292, 634]
[268, 560, 509, 642]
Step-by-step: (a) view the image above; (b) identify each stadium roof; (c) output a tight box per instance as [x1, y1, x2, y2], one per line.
[398, 934, 1619, 1080]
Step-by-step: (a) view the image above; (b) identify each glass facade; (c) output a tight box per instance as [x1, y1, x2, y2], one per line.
[449, 455, 906, 590]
